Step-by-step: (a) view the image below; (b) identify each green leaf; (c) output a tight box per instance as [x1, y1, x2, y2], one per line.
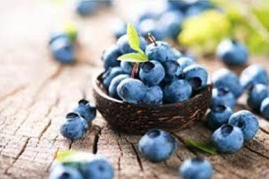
[118, 53, 147, 63]
[56, 150, 77, 163]
[56, 150, 94, 163]
[127, 24, 144, 54]
[184, 139, 217, 155]
[64, 22, 78, 43]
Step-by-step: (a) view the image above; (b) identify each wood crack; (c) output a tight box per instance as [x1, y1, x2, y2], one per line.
[93, 125, 102, 154]
[245, 146, 269, 160]
[0, 85, 26, 103]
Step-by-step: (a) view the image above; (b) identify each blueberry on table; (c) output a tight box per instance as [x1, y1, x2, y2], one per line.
[84, 158, 114, 179]
[60, 112, 88, 140]
[138, 129, 177, 163]
[76, 0, 98, 16]
[210, 87, 236, 110]
[182, 64, 208, 91]
[102, 46, 121, 70]
[117, 34, 146, 54]
[247, 84, 269, 112]
[49, 164, 83, 179]
[50, 37, 75, 64]
[228, 110, 259, 141]
[108, 74, 129, 99]
[74, 99, 96, 122]
[102, 67, 126, 89]
[116, 78, 146, 104]
[217, 39, 248, 66]
[212, 124, 244, 153]
[139, 60, 165, 86]
[159, 10, 183, 39]
[120, 61, 133, 74]
[212, 68, 243, 99]
[49, 32, 69, 45]
[145, 37, 172, 63]
[261, 97, 269, 120]
[207, 104, 233, 131]
[179, 157, 213, 179]
[164, 79, 192, 103]
[142, 86, 163, 105]
[240, 64, 269, 90]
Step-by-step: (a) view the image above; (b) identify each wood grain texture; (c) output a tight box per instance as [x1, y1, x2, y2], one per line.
[0, 0, 269, 179]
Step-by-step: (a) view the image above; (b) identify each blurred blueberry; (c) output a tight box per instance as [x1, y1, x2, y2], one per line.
[261, 97, 269, 120]
[210, 87, 236, 109]
[247, 84, 269, 112]
[212, 68, 243, 99]
[49, 164, 83, 179]
[113, 20, 127, 40]
[138, 19, 165, 41]
[74, 99, 96, 122]
[217, 39, 248, 66]
[160, 11, 183, 39]
[240, 64, 269, 90]
[138, 129, 177, 163]
[84, 158, 114, 179]
[76, 0, 98, 16]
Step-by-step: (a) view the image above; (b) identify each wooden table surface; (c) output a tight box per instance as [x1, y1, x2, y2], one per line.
[1, 1, 269, 179]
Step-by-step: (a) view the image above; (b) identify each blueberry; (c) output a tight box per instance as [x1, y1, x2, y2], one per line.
[159, 11, 183, 39]
[113, 20, 127, 40]
[182, 64, 208, 90]
[170, 48, 182, 60]
[84, 158, 114, 179]
[210, 87, 236, 109]
[217, 39, 248, 66]
[167, 0, 189, 12]
[139, 61, 165, 86]
[49, 164, 83, 179]
[138, 19, 165, 41]
[60, 113, 88, 140]
[179, 157, 213, 179]
[162, 60, 180, 83]
[145, 41, 172, 63]
[50, 37, 75, 64]
[76, 0, 97, 16]
[120, 61, 133, 74]
[102, 67, 126, 89]
[212, 124, 244, 153]
[212, 68, 243, 99]
[207, 104, 233, 131]
[177, 57, 195, 71]
[164, 79, 192, 103]
[247, 84, 269, 112]
[240, 64, 269, 90]
[228, 110, 259, 141]
[102, 46, 121, 70]
[261, 97, 269, 120]
[117, 34, 146, 54]
[49, 32, 69, 45]
[117, 78, 146, 104]
[108, 74, 129, 99]
[138, 129, 177, 163]
[74, 99, 96, 122]
[142, 86, 163, 105]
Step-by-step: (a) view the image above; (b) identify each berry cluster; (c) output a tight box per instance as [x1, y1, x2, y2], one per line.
[60, 99, 96, 140]
[49, 151, 114, 179]
[114, 0, 215, 41]
[102, 24, 208, 105]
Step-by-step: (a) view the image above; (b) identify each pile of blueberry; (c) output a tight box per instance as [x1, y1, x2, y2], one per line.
[60, 99, 96, 140]
[76, 0, 113, 16]
[49, 151, 114, 179]
[102, 24, 208, 105]
[49, 23, 78, 64]
[114, 0, 215, 41]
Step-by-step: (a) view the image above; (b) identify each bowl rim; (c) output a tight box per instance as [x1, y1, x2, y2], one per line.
[93, 71, 213, 108]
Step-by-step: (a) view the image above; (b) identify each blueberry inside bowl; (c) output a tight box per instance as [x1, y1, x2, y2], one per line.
[93, 72, 213, 135]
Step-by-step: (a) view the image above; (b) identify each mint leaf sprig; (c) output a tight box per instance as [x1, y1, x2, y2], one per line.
[118, 24, 148, 63]
[184, 139, 217, 155]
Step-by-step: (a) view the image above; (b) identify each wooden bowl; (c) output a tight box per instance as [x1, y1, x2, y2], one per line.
[93, 72, 213, 135]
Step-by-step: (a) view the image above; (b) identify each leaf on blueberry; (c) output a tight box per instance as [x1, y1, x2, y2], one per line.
[118, 23, 148, 63]
[118, 52, 147, 63]
[184, 139, 217, 155]
[56, 150, 77, 163]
